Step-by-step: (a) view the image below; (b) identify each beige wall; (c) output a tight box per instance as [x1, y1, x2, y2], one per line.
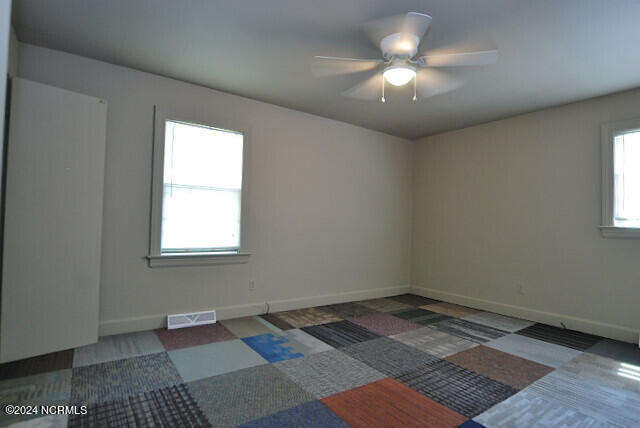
[18, 44, 413, 335]
[413, 89, 640, 342]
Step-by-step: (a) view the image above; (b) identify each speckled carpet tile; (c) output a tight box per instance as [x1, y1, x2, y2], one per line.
[445, 345, 554, 389]
[322, 378, 467, 428]
[274, 349, 385, 399]
[341, 337, 438, 377]
[70, 353, 182, 407]
[4, 293, 640, 427]
[154, 323, 236, 350]
[349, 312, 423, 336]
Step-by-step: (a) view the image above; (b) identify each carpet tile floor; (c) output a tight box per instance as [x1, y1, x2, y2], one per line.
[2, 294, 640, 427]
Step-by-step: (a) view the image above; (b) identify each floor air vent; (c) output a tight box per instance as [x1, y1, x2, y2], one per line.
[167, 310, 216, 330]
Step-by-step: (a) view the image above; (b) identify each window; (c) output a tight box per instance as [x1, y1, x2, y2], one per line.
[148, 108, 250, 266]
[601, 118, 640, 238]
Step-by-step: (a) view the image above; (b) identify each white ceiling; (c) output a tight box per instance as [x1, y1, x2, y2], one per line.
[12, 0, 640, 139]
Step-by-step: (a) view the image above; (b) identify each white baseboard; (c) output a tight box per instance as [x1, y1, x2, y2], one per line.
[412, 285, 639, 344]
[99, 285, 411, 336]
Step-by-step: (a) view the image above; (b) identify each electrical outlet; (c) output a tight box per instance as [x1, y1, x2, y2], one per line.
[518, 283, 525, 295]
[249, 280, 255, 292]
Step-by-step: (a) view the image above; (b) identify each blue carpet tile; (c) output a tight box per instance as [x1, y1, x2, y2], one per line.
[238, 400, 349, 428]
[302, 320, 381, 348]
[242, 334, 304, 362]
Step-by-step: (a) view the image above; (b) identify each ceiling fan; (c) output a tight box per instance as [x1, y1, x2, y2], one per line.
[312, 12, 498, 102]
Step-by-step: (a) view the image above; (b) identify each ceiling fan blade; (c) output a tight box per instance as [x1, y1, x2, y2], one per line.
[416, 69, 463, 98]
[419, 50, 499, 67]
[400, 12, 432, 43]
[312, 56, 382, 77]
[364, 12, 431, 54]
[341, 73, 382, 100]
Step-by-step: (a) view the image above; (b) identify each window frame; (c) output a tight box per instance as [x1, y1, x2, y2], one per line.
[147, 106, 251, 267]
[600, 117, 640, 238]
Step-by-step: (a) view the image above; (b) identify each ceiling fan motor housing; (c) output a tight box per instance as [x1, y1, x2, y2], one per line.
[380, 33, 419, 59]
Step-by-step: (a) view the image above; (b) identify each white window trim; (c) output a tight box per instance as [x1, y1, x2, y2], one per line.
[147, 106, 251, 267]
[600, 117, 640, 239]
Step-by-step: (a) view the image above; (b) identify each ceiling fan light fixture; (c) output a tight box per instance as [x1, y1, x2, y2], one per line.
[383, 65, 416, 86]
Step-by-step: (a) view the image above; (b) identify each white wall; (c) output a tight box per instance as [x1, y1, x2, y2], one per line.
[413, 89, 640, 342]
[18, 44, 413, 335]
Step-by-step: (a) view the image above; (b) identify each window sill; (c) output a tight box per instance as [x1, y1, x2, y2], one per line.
[599, 226, 640, 239]
[147, 252, 251, 267]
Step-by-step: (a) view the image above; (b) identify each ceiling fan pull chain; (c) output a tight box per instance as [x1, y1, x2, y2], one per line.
[413, 75, 417, 101]
[381, 74, 386, 103]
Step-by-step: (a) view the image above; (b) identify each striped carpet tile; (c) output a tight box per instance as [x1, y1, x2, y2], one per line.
[69, 384, 210, 427]
[301, 321, 381, 348]
[431, 319, 508, 343]
[395, 359, 518, 418]
[515, 324, 601, 350]
[322, 378, 467, 428]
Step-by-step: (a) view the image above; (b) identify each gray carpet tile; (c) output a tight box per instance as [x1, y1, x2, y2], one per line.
[188, 364, 314, 427]
[168, 339, 267, 382]
[516, 324, 601, 351]
[7, 414, 69, 427]
[527, 369, 640, 427]
[475, 389, 607, 428]
[69, 384, 210, 427]
[301, 320, 381, 348]
[0, 369, 71, 425]
[356, 298, 413, 313]
[274, 349, 384, 399]
[317, 302, 376, 319]
[559, 352, 640, 394]
[73, 331, 165, 367]
[431, 318, 508, 343]
[389, 294, 441, 307]
[340, 337, 438, 377]
[463, 312, 534, 333]
[391, 327, 479, 358]
[391, 308, 454, 326]
[485, 334, 581, 368]
[395, 359, 518, 418]
[70, 353, 181, 406]
[586, 338, 640, 366]
[259, 313, 295, 331]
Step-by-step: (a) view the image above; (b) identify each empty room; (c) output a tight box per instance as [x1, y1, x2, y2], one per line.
[1, 0, 640, 427]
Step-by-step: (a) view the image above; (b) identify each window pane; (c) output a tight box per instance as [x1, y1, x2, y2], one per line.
[161, 120, 243, 252]
[614, 130, 640, 227]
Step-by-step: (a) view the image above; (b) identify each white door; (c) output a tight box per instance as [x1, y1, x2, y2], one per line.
[1, 78, 107, 362]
